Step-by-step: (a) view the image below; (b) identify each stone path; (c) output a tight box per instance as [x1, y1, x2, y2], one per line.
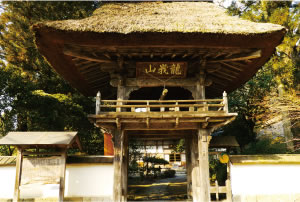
[128, 173, 188, 201]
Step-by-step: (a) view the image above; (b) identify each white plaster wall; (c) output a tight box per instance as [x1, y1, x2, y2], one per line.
[0, 164, 114, 199]
[0, 166, 15, 198]
[65, 164, 113, 197]
[230, 163, 300, 202]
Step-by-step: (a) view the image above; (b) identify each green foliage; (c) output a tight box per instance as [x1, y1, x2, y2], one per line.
[221, 114, 256, 150]
[225, 1, 300, 151]
[143, 156, 169, 165]
[172, 139, 185, 153]
[0, 1, 103, 155]
[129, 140, 143, 175]
[209, 158, 227, 186]
[163, 169, 176, 178]
[242, 137, 289, 155]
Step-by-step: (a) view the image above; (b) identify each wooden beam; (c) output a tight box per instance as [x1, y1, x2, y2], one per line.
[185, 136, 193, 199]
[198, 129, 211, 202]
[75, 59, 93, 66]
[191, 133, 200, 202]
[78, 62, 100, 71]
[212, 73, 234, 82]
[129, 135, 186, 140]
[113, 130, 125, 202]
[220, 62, 244, 72]
[59, 150, 67, 202]
[215, 70, 237, 80]
[122, 132, 128, 201]
[115, 78, 198, 87]
[127, 130, 194, 136]
[208, 50, 261, 63]
[63, 49, 113, 63]
[13, 147, 23, 202]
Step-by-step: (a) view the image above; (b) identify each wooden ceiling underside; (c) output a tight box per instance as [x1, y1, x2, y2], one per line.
[64, 44, 262, 98]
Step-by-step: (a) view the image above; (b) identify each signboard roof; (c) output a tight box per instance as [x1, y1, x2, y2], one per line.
[0, 132, 79, 148]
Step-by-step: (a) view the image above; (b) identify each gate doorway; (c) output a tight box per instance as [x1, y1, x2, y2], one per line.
[127, 136, 188, 201]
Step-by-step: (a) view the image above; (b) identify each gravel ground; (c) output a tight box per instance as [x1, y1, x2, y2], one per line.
[128, 173, 188, 201]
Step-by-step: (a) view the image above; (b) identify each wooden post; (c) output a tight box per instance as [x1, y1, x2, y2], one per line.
[13, 147, 23, 202]
[146, 101, 150, 112]
[117, 98, 122, 112]
[122, 132, 129, 201]
[191, 133, 200, 202]
[185, 136, 192, 199]
[113, 129, 125, 202]
[175, 101, 179, 112]
[192, 73, 208, 202]
[223, 91, 228, 113]
[226, 179, 232, 202]
[198, 129, 211, 202]
[215, 180, 219, 201]
[59, 149, 67, 202]
[96, 91, 101, 115]
[196, 71, 206, 112]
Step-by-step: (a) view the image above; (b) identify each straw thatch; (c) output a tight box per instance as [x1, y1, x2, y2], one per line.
[39, 2, 284, 35]
[32, 2, 286, 98]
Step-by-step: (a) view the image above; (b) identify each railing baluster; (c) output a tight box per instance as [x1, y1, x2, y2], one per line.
[96, 91, 101, 115]
[226, 179, 232, 202]
[215, 180, 219, 201]
[146, 101, 150, 112]
[223, 91, 228, 113]
[175, 101, 179, 112]
[98, 96, 227, 114]
[117, 98, 121, 112]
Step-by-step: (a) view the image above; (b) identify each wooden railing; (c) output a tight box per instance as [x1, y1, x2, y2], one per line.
[95, 92, 229, 115]
[210, 180, 232, 202]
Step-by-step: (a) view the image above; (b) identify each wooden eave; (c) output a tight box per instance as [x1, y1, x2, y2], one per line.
[88, 111, 237, 131]
[33, 27, 286, 98]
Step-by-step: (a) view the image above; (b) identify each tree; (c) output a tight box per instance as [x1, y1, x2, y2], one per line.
[224, 1, 300, 151]
[0, 2, 104, 155]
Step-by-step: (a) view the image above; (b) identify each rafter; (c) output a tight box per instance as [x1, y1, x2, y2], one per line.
[208, 50, 261, 63]
[64, 49, 113, 63]
[220, 62, 244, 72]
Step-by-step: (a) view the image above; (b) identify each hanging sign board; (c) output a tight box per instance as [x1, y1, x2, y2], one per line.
[136, 62, 187, 79]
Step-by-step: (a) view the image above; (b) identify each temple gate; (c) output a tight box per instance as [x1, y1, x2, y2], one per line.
[33, 2, 286, 201]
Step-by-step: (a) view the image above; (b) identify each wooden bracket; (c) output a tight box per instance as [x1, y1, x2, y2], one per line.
[146, 117, 150, 128]
[201, 135, 212, 143]
[202, 117, 210, 129]
[116, 118, 121, 129]
[175, 117, 179, 128]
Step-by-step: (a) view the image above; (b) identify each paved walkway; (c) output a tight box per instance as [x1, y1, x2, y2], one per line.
[128, 173, 188, 201]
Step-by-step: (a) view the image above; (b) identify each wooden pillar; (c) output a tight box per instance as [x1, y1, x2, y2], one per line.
[113, 129, 124, 201]
[122, 131, 129, 201]
[96, 91, 101, 115]
[185, 136, 192, 199]
[13, 147, 23, 202]
[191, 133, 200, 202]
[198, 129, 211, 202]
[59, 149, 67, 202]
[196, 70, 206, 100]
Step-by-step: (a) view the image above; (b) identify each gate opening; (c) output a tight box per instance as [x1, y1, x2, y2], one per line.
[127, 137, 188, 201]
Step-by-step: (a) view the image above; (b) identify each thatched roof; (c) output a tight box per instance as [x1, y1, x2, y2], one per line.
[40, 2, 283, 34]
[33, 2, 286, 98]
